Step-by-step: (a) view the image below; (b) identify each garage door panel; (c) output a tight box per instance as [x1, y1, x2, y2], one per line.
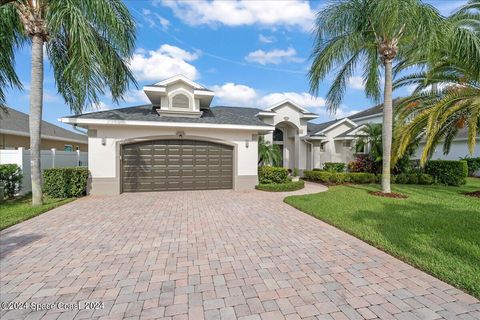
[122, 139, 233, 192]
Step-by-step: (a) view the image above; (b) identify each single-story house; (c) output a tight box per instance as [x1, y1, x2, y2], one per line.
[1, 106, 88, 151]
[60, 75, 479, 195]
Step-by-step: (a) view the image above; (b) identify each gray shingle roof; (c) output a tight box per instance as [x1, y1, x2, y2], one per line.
[65, 105, 271, 127]
[307, 119, 343, 136]
[1, 106, 87, 142]
[350, 98, 402, 120]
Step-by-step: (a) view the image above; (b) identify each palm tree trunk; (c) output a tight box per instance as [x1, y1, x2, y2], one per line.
[382, 59, 393, 193]
[29, 35, 44, 206]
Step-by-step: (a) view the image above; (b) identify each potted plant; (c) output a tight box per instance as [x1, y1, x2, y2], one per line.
[291, 168, 300, 182]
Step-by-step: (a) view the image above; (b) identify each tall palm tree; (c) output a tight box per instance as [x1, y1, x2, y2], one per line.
[0, 0, 136, 205]
[392, 1, 480, 165]
[309, 0, 445, 193]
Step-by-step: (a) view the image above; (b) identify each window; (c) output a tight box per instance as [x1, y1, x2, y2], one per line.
[319, 143, 325, 152]
[355, 143, 365, 153]
[343, 141, 351, 148]
[273, 128, 284, 142]
[64, 145, 73, 151]
[171, 94, 189, 109]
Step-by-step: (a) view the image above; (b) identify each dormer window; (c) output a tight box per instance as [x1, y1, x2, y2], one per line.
[172, 93, 189, 109]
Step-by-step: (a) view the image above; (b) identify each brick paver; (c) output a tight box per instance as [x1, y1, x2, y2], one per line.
[1, 182, 478, 319]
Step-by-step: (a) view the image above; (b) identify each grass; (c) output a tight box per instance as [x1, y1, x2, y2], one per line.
[285, 178, 480, 298]
[0, 195, 75, 230]
[256, 180, 305, 192]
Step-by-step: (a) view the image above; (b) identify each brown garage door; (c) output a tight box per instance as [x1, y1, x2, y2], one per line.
[121, 139, 233, 192]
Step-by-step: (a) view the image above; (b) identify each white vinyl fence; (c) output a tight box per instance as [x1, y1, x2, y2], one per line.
[0, 147, 88, 194]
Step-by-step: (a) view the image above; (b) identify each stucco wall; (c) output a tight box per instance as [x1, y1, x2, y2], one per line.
[0, 133, 88, 151]
[414, 139, 480, 161]
[87, 125, 259, 195]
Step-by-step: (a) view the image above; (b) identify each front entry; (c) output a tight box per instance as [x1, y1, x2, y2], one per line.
[121, 139, 233, 192]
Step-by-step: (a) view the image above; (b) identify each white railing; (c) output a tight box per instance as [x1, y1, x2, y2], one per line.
[0, 148, 88, 194]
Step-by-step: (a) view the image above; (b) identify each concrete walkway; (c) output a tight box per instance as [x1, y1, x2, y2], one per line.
[1, 182, 478, 319]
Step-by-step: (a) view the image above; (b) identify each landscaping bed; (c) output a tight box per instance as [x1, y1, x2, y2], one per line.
[255, 180, 304, 192]
[284, 178, 480, 298]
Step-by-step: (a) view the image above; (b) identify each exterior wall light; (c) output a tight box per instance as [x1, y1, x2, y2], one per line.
[101, 137, 106, 146]
[245, 140, 249, 148]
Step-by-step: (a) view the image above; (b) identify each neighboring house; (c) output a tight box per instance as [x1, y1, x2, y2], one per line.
[0, 106, 88, 151]
[59, 75, 479, 195]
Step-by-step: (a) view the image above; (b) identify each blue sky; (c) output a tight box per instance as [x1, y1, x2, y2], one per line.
[4, 0, 465, 131]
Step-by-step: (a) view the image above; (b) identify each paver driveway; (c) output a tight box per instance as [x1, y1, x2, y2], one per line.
[1, 182, 479, 320]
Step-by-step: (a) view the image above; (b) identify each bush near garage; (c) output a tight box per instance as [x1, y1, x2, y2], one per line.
[255, 180, 305, 192]
[43, 167, 89, 198]
[323, 162, 346, 172]
[0, 164, 23, 198]
[425, 160, 468, 186]
[258, 166, 288, 184]
[303, 170, 377, 184]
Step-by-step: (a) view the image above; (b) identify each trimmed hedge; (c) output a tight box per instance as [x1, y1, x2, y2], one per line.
[43, 167, 89, 198]
[0, 164, 23, 198]
[304, 170, 377, 184]
[323, 162, 346, 172]
[461, 157, 480, 176]
[304, 170, 434, 185]
[258, 166, 288, 184]
[425, 160, 468, 186]
[255, 180, 304, 192]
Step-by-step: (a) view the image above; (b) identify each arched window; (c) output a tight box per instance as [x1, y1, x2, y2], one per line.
[273, 128, 284, 142]
[171, 94, 189, 109]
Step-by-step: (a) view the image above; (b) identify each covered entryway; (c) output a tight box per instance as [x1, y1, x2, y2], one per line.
[121, 139, 233, 192]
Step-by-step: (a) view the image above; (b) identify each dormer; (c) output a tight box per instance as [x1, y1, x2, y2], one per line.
[143, 75, 214, 118]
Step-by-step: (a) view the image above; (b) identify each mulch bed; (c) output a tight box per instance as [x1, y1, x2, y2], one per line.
[369, 191, 408, 199]
[462, 191, 480, 198]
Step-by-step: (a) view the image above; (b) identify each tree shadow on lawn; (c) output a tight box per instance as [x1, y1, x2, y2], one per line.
[0, 228, 43, 259]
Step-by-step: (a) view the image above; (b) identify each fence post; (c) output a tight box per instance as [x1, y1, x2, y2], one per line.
[76, 149, 80, 166]
[17, 147, 24, 169]
[51, 148, 56, 168]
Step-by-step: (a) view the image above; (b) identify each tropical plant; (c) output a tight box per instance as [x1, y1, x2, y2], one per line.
[393, 1, 480, 166]
[0, 0, 136, 205]
[309, 0, 445, 193]
[258, 136, 282, 167]
[355, 123, 383, 161]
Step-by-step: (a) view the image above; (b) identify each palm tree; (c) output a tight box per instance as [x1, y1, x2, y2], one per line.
[392, 1, 480, 165]
[309, 0, 445, 193]
[258, 136, 282, 167]
[355, 123, 383, 161]
[0, 0, 136, 205]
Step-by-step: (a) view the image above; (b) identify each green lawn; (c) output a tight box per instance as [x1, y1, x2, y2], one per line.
[0, 195, 75, 230]
[285, 178, 480, 298]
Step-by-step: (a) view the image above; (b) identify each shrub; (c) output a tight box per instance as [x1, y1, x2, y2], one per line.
[304, 170, 376, 184]
[255, 180, 304, 192]
[460, 156, 480, 176]
[43, 167, 89, 198]
[0, 164, 23, 198]
[258, 166, 288, 184]
[347, 154, 381, 173]
[323, 162, 346, 172]
[425, 160, 468, 186]
[395, 173, 409, 184]
[417, 173, 434, 185]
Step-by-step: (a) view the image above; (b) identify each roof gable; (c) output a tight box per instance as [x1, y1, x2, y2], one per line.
[154, 75, 208, 90]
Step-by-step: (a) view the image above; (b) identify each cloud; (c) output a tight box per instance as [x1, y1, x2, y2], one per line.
[211, 83, 258, 106]
[259, 34, 275, 44]
[142, 8, 170, 29]
[129, 45, 200, 81]
[159, 0, 315, 31]
[259, 92, 326, 109]
[91, 101, 110, 111]
[123, 89, 151, 104]
[347, 76, 365, 90]
[245, 47, 303, 65]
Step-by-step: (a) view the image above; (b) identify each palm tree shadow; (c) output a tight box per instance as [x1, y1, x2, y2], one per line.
[0, 229, 43, 259]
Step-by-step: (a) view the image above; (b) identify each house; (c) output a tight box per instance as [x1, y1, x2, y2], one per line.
[0, 106, 88, 151]
[59, 75, 479, 195]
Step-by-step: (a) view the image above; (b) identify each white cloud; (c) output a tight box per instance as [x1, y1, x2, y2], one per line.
[211, 83, 258, 106]
[91, 101, 110, 111]
[129, 45, 200, 81]
[259, 92, 326, 109]
[142, 8, 170, 29]
[347, 76, 365, 90]
[159, 0, 315, 31]
[245, 47, 303, 65]
[123, 89, 151, 104]
[259, 34, 275, 44]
